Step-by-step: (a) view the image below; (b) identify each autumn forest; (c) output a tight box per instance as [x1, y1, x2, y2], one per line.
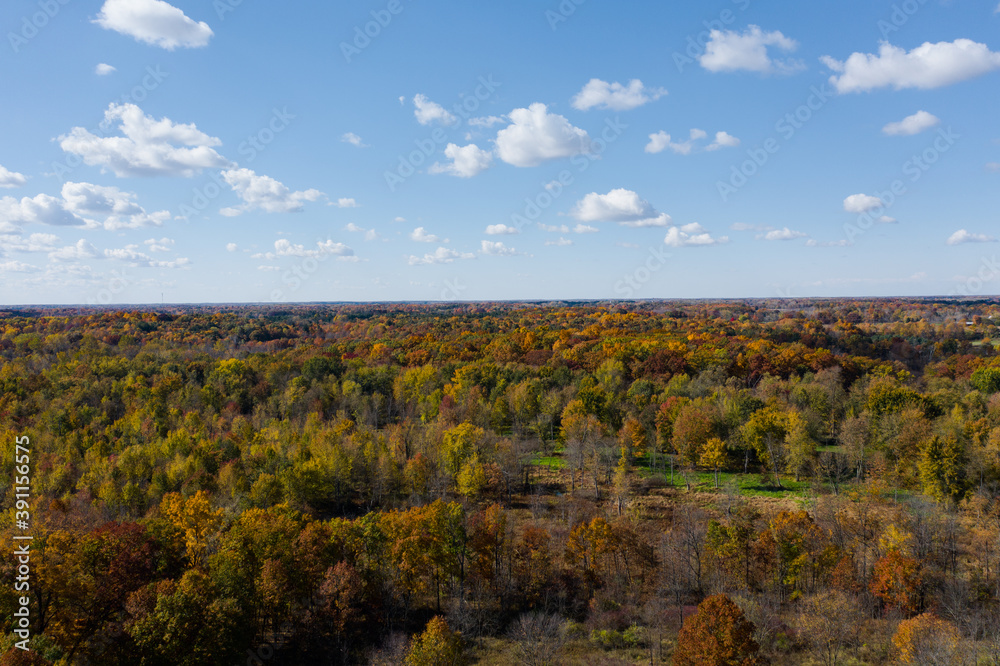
[3, 298, 1000, 665]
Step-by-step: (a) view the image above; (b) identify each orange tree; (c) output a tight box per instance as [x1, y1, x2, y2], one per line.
[672, 594, 763, 666]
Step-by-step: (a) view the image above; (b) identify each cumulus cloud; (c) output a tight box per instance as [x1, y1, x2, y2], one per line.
[806, 239, 852, 247]
[0, 193, 80, 228]
[0, 165, 27, 188]
[409, 227, 443, 243]
[220, 169, 324, 216]
[429, 143, 494, 178]
[95, 63, 117, 76]
[570, 78, 666, 111]
[822, 39, 1000, 93]
[480, 240, 517, 256]
[495, 103, 590, 167]
[882, 110, 940, 136]
[94, 0, 213, 50]
[408, 246, 475, 265]
[336, 198, 359, 208]
[707, 131, 741, 150]
[0, 261, 42, 273]
[341, 132, 368, 147]
[144, 237, 174, 252]
[761, 227, 808, 241]
[226, 242, 238, 252]
[570, 189, 672, 228]
[538, 223, 569, 233]
[843, 194, 884, 214]
[49, 240, 99, 261]
[485, 224, 519, 235]
[573, 224, 599, 234]
[700, 25, 803, 74]
[413, 94, 457, 126]
[0, 233, 59, 254]
[645, 129, 738, 154]
[59, 103, 231, 177]
[545, 237, 573, 246]
[252, 239, 355, 261]
[947, 229, 997, 245]
[61, 182, 170, 230]
[104, 243, 191, 268]
[664, 223, 729, 247]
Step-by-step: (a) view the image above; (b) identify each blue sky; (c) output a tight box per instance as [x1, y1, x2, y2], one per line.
[1, 0, 999, 304]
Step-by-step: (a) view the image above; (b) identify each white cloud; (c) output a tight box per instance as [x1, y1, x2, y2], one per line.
[253, 239, 355, 261]
[95, 63, 116, 76]
[393, 216, 407, 223]
[485, 224, 519, 235]
[538, 223, 569, 233]
[0, 261, 41, 273]
[987, 162, 1000, 172]
[761, 227, 808, 241]
[59, 103, 231, 177]
[822, 39, 1000, 93]
[49, 240, 99, 261]
[413, 94, 457, 126]
[258, 265, 280, 272]
[103, 243, 191, 268]
[947, 229, 997, 245]
[220, 169, 324, 215]
[730, 222, 772, 232]
[843, 194, 884, 214]
[573, 224, 599, 234]
[61, 182, 169, 230]
[468, 116, 505, 128]
[94, 0, 213, 50]
[336, 198, 359, 208]
[570, 188, 672, 227]
[226, 242, 238, 252]
[0, 233, 59, 253]
[700, 25, 803, 74]
[341, 132, 368, 147]
[429, 143, 494, 178]
[409, 227, 443, 243]
[0, 165, 27, 189]
[144, 237, 174, 252]
[408, 246, 474, 265]
[707, 131, 741, 150]
[570, 79, 666, 111]
[878, 216, 898, 224]
[663, 223, 729, 247]
[0, 193, 79, 228]
[480, 240, 517, 256]
[545, 237, 573, 246]
[646, 129, 737, 154]
[882, 110, 941, 136]
[495, 103, 590, 167]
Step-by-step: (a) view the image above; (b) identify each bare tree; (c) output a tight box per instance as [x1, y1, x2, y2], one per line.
[507, 612, 566, 666]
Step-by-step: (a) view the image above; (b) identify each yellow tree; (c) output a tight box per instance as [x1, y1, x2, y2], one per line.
[405, 616, 463, 666]
[700, 437, 727, 488]
[160, 491, 223, 568]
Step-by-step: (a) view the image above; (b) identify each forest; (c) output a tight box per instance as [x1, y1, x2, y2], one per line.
[2, 297, 1000, 665]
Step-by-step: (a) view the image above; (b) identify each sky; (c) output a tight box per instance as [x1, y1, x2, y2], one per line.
[1, 0, 999, 305]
